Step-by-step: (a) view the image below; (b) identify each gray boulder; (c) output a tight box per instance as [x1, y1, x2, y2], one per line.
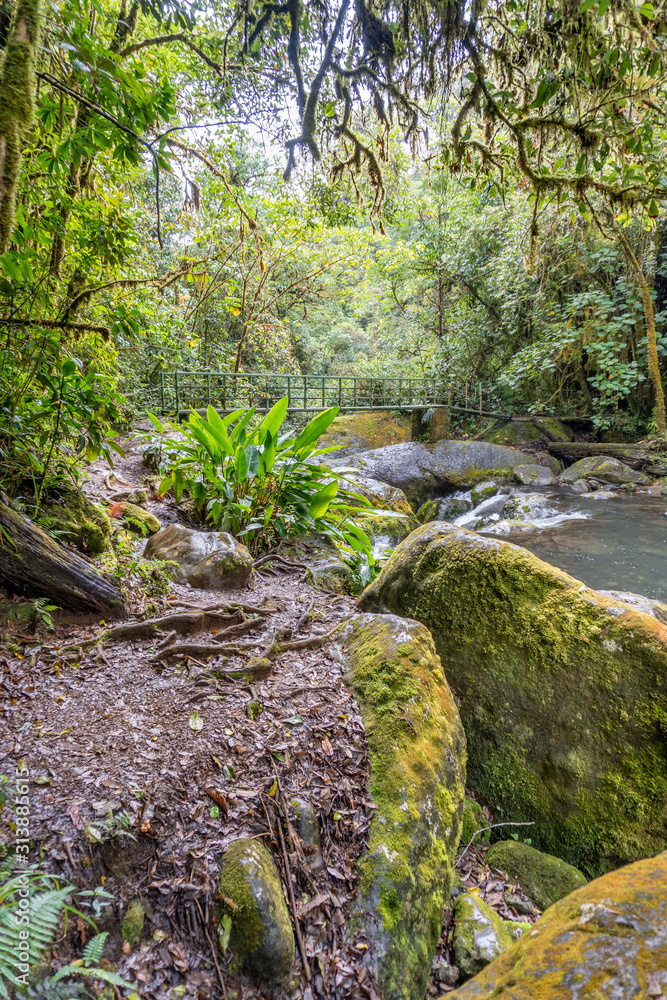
[485, 840, 587, 911]
[144, 524, 253, 588]
[417, 496, 472, 524]
[479, 518, 538, 536]
[513, 465, 554, 486]
[502, 493, 553, 520]
[332, 440, 539, 503]
[559, 455, 651, 486]
[218, 839, 294, 983]
[452, 895, 528, 980]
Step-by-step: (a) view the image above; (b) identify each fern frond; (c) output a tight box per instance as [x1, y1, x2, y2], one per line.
[82, 932, 107, 966]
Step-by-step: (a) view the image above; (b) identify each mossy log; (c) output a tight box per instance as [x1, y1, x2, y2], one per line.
[0, 499, 125, 617]
[547, 440, 667, 474]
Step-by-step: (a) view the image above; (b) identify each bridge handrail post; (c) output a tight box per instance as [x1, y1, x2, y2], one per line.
[174, 371, 180, 418]
[479, 382, 483, 415]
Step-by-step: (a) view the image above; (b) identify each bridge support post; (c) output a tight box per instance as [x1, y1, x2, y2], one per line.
[411, 406, 449, 443]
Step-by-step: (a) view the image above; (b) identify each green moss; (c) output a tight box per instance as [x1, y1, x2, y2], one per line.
[481, 420, 544, 447]
[460, 798, 490, 848]
[453, 894, 517, 978]
[119, 502, 160, 536]
[39, 490, 111, 554]
[218, 839, 294, 983]
[359, 523, 667, 873]
[320, 412, 411, 457]
[343, 615, 466, 1000]
[445, 851, 667, 999]
[121, 899, 145, 946]
[485, 840, 586, 910]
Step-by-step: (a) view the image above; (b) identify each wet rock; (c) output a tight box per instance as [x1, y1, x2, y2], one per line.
[452, 894, 528, 979]
[432, 959, 460, 987]
[290, 797, 325, 873]
[446, 851, 667, 999]
[119, 502, 161, 536]
[332, 440, 540, 504]
[337, 614, 466, 1000]
[456, 495, 508, 529]
[417, 496, 472, 524]
[598, 589, 667, 625]
[580, 489, 619, 499]
[144, 524, 253, 588]
[471, 481, 499, 506]
[569, 478, 589, 493]
[218, 838, 295, 983]
[359, 521, 667, 871]
[486, 840, 586, 910]
[501, 492, 552, 519]
[559, 455, 652, 486]
[460, 797, 490, 848]
[121, 899, 145, 946]
[478, 519, 538, 536]
[512, 464, 555, 486]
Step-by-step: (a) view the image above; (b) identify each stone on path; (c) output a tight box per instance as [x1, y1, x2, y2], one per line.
[218, 839, 295, 983]
[144, 524, 253, 588]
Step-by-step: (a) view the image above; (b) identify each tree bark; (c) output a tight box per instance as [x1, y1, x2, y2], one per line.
[0, 500, 126, 617]
[616, 227, 666, 436]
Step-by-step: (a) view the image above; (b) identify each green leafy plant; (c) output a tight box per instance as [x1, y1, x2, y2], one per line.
[147, 399, 399, 561]
[8, 597, 60, 631]
[50, 931, 132, 990]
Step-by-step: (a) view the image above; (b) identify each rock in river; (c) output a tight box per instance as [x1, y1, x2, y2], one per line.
[512, 464, 555, 486]
[447, 851, 667, 999]
[332, 440, 540, 503]
[144, 524, 253, 588]
[558, 454, 651, 486]
[359, 522, 667, 872]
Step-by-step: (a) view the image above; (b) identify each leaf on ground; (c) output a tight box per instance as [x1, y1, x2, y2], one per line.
[189, 709, 204, 733]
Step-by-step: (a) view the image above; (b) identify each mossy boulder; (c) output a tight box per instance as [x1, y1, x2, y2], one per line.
[446, 851, 667, 999]
[121, 899, 145, 946]
[39, 491, 111, 554]
[531, 417, 573, 442]
[144, 524, 253, 589]
[319, 411, 411, 458]
[118, 502, 161, 537]
[478, 518, 538, 537]
[480, 420, 545, 448]
[333, 441, 540, 504]
[485, 840, 587, 910]
[338, 614, 466, 1000]
[559, 454, 652, 486]
[358, 522, 667, 872]
[218, 838, 295, 983]
[460, 798, 490, 849]
[452, 894, 528, 979]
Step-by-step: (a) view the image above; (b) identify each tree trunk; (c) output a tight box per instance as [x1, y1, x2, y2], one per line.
[0, 0, 41, 254]
[0, 500, 126, 617]
[616, 227, 666, 436]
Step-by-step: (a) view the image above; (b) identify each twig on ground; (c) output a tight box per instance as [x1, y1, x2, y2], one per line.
[294, 597, 315, 635]
[252, 553, 311, 581]
[152, 618, 266, 660]
[458, 821, 536, 863]
[196, 899, 227, 1000]
[272, 793, 311, 980]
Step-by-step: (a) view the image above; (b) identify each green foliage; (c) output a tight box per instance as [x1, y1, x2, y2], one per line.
[149, 399, 390, 558]
[7, 597, 60, 630]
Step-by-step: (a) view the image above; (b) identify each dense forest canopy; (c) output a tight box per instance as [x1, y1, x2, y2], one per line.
[2, 0, 667, 496]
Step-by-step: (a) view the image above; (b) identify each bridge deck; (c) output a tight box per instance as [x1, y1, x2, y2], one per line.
[156, 370, 507, 419]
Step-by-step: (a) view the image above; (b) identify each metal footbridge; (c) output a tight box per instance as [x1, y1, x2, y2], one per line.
[156, 370, 508, 419]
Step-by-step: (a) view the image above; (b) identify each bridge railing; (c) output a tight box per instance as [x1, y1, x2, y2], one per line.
[156, 370, 505, 417]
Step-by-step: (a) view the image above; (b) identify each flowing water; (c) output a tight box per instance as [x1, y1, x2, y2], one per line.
[445, 486, 667, 602]
[513, 490, 667, 601]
